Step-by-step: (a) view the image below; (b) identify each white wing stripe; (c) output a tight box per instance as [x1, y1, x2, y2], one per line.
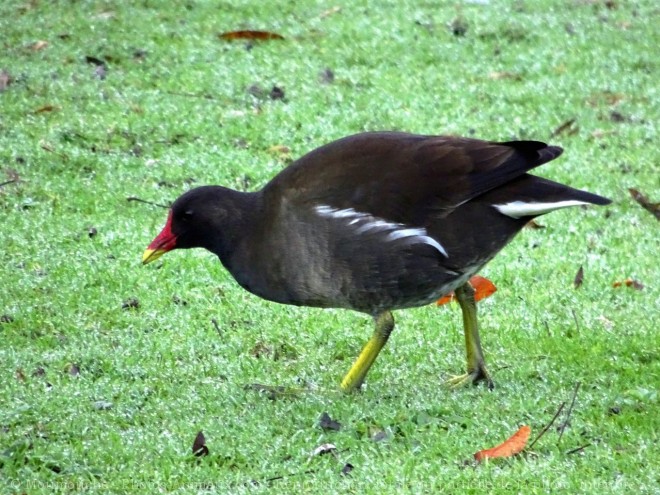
[386, 229, 449, 257]
[493, 200, 590, 219]
[419, 236, 448, 257]
[314, 205, 448, 258]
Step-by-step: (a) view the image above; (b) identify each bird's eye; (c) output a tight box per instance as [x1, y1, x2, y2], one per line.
[181, 209, 194, 221]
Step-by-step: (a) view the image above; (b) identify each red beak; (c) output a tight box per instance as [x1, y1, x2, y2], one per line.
[142, 210, 177, 264]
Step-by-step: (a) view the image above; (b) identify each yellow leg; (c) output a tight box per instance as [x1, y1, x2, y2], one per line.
[341, 311, 395, 392]
[446, 282, 494, 389]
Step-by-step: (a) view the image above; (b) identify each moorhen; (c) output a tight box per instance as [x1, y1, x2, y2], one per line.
[143, 132, 610, 390]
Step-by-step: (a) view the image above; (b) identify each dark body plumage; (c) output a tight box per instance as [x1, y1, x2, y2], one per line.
[144, 132, 610, 390]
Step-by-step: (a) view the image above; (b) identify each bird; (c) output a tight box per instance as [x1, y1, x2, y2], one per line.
[142, 132, 611, 391]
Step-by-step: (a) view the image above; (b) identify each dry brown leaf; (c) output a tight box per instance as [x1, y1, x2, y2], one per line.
[192, 431, 209, 457]
[488, 71, 522, 81]
[94, 64, 107, 80]
[121, 297, 139, 310]
[244, 383, 292, 400]
[267, 144, 290, 157]
[586, 90, 625, 107]
[30, 40, 49, 51]
[550, 118, 578, 138]
[474, 425, 531, 462]
[596, 315, 614, 329]
[15, 368, 26, 382]
[450, 17, 468, 36]
[609, 110, 631, 123]
[590, 129, 616, 139]
[34, 104, 59, 114]
[39, 141, 68, 161]
[319, 68, 335, 84]
[84, 55, 108, 79]
[93, 11, 116, 21]
[629, 188, 660, 221]
[67, 363, 80, 376]
[4, 168, 21, 182]
[269, 86, 285, 100]
[219, 30, 284, 41]
[319, 6, 341, 18]
[311, 443, 337, 457]
[573, 265, 584, 289]
[85, 55, 106, 66]
[319, 412, 342, 431]
[0, 69, 12, 92]
[250, 341, 272, 358]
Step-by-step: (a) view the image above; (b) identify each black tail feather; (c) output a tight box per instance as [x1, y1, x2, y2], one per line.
[510, 174, 612, 206]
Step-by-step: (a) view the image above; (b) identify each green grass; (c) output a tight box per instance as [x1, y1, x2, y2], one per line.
[1, 0, 658, 493]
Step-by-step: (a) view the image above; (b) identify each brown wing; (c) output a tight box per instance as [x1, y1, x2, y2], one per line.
[262, 132, 561, 225]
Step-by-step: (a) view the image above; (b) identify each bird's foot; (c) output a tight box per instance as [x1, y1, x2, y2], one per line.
[445, 368, 494, 390]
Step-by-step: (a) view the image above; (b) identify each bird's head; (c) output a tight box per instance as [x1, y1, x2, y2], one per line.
[142, 186, 248, 264]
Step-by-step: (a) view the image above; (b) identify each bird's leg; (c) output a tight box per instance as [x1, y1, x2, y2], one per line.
[446, 282, 494, 389]
[341, 311, 395, 392]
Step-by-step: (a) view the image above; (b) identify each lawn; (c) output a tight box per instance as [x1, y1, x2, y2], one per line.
[1, 0, 658, 493]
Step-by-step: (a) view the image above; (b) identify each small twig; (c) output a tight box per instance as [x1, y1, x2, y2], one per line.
[263, 469, 317, 484]
[40, 142, 69, 161]
[558, 381, 581, 445]
[164, 90, 218, 100]
[565, 443, 591, 455]
[261, 447, 350, 484]
[211, 319, 221, 336]
[528, 402, 565, 450]
[126, 196, 170, 208]
[543, 320, 551, 336]
[571, 309, 580, 334]
[0, 179, 17, 188]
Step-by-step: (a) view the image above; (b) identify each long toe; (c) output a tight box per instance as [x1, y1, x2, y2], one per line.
[445, 369, 494, 390]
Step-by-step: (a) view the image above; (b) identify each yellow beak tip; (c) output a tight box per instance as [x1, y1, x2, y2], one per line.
[142, 248, 165, 265]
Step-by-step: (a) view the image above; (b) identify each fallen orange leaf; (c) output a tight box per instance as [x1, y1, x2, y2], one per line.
[436, 294, 453, 305]
[219, 30, 284, 41]
[612, 277, 644, 290]
[524, 219, 545, 229]
[474, 425, 531, 462]
[470, 276, 497, 301]
[436, 275, 497, 306]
